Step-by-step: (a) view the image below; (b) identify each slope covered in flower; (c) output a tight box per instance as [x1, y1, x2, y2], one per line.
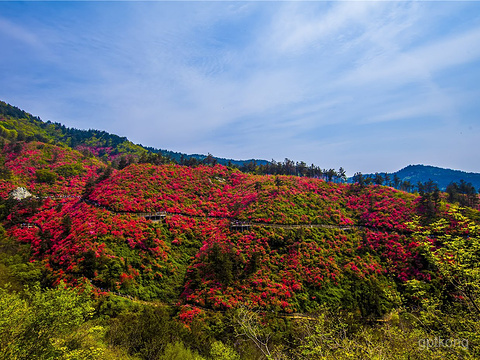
[89, 163, 417, 228]
[0, 141, 104, 198]
[4, 141, 475, 317]
[0, 138, 478, 323]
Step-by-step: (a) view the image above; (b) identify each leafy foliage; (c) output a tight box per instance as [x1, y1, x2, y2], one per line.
[0, 283, 97, 359]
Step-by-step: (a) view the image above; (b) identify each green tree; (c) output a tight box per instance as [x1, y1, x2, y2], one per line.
[107, 306, 187, 359]
[427, 208, 480, 315]
[338, 167, 347, 183]
[210, 341, 241, 360]
[393, 174, 401, 189]
[35, 168, 58, 184]
[373, 172, 384, 185]
[159, 342, 205, 360]
[0, 282, 96, 359]
[55, 163, 84, 177]
[352, 172, 365, 187]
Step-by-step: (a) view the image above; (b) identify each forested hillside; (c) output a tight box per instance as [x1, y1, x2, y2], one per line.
[354, 164, 480, 191]
[1, 102, 480, 359]
[0, 100, 266, 169]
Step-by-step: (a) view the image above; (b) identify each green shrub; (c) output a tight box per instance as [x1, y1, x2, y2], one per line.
[159, 342, 205, 360]
[0, 283, 95, 359]
[55, 163, 85, 177]
[35, 168, 58, 184]
[210, 341, 241, 360]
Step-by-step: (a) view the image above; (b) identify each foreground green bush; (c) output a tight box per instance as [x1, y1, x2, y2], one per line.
[0, 283, 100, 359]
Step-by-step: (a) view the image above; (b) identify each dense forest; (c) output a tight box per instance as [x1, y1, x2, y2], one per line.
[1, 101, 480, 359]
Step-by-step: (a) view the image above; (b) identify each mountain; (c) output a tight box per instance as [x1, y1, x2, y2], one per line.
[393, 164, 480, 190]
[356, 164, 480, 190]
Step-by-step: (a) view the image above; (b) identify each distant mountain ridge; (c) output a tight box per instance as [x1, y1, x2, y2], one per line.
[358, 165, 480, 191]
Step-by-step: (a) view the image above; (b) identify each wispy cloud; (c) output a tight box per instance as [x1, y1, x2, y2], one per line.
[339, 26, 480, 88]
[267, 2, 381, 55]
[0, 16, 42, 48]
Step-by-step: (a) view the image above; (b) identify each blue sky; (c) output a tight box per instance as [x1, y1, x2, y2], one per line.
[1, 1, 479, 175]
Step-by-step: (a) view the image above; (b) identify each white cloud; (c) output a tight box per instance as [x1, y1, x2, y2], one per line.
[0, 16, 42, 48]
[267, 2, 381, 55]
[340, 27, 480, 88]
